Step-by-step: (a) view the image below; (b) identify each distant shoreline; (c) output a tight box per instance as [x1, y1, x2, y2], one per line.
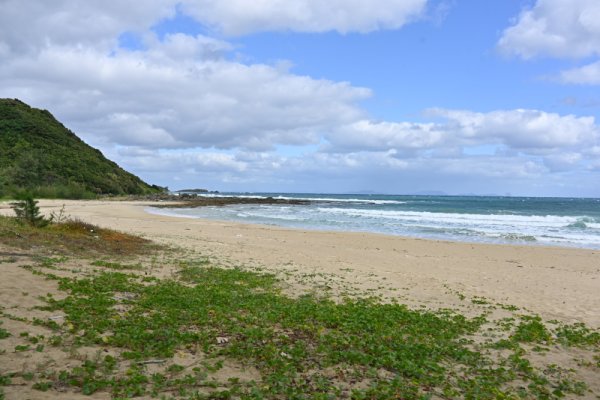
[151, 195, 311, 208]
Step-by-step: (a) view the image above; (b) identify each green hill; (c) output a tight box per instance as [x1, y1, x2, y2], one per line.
[0, 99, 163, 198]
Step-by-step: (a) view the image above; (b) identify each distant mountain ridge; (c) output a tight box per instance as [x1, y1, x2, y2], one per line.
[0, 98, 162, 198]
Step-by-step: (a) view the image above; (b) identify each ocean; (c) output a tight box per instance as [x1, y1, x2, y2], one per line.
[147, 193, 600, 250]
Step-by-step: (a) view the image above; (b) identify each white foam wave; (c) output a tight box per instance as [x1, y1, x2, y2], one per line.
[318, 208, 595, 228]
[146, 204, 600, 249]
[313, 208, 600, 247]
[186, 193, 267, 199]
[145, 207, 202, 219]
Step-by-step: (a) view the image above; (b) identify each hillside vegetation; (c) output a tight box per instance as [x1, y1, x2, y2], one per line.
[0, 99, 162, 198]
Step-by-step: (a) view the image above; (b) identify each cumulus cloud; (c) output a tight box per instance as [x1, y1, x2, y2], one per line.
[0, 0, 177, 53]
[426, 108, 599, 152]
[326, 120, 444, 152]
[118, 149, 248, 174]
[324, 109, 599, 156]
[180, 0, 428, 35]
[0, 35, 370, 151]
[0, 0, 429, 49]
[0, 2, 372, 156]
[498, 0, 600, 59]
[2, 1, 391, 155]
[498, 0, 600, 86]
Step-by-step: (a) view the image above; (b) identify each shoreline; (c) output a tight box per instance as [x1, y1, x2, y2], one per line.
[147, 195, 600, 251]
[146, 204, 600, 251]
[1, 199, 599, 327]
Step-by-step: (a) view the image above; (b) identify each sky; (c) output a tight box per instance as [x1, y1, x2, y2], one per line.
[1, 0, 600, 197]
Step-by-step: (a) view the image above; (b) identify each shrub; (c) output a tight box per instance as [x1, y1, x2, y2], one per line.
[10, 195, 49, 227]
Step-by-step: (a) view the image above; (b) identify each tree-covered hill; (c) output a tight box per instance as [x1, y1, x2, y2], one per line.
[0, 99, 163, 198]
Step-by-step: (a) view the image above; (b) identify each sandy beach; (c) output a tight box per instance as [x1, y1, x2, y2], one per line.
[2, 199, 598, 327]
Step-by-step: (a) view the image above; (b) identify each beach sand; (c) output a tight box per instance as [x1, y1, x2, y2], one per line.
[2, 199, 598, 328]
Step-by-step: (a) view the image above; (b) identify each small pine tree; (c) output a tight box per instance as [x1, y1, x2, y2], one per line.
[10, 195, 49, 227]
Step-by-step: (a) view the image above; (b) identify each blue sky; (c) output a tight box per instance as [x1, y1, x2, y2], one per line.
[1, 0, 599, 196]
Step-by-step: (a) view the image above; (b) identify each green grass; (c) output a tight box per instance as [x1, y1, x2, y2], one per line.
[0, 323, 10, 339]
[90, 260, 144, 271]
[28, 262, 594, 399]
[511, 316, 553, 344]
[555, 322, 600, 347]
[0, 374, 10, 386]
[0, 374, 9, 400]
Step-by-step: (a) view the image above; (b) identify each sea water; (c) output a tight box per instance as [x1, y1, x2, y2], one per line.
[147, 194, 600, 249]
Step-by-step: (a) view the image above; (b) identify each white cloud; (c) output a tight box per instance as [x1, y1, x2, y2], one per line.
[427, 108, 599, 152]
[327, 120, 444, 152]
[120, 147, 512, 180]
[0, 0, 177, 53]
[543, 153, 583, 172]
[323, 109, 599, 156]
[136, 33, 234, 63]
[1, 1, 381, 154]
[498, 0, 600, 59]
[416, 156, 546, 179]
[498, 0, 600, 86]
[0, 36, 370, 151]
[180, 0, 428, 35]
[0, 0, 429, 50]
[99, 131, 598, 194]
[118, 149, 248, 173]
[559, 61, 600, 85]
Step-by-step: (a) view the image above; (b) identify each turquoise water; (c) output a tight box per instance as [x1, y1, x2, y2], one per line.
[148, 193, 600, 249]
